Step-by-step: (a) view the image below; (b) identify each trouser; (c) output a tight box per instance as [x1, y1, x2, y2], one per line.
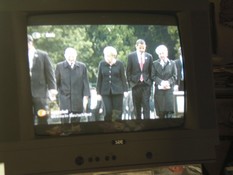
[102, 93, 123, 121]
[132, 82, 151, 119]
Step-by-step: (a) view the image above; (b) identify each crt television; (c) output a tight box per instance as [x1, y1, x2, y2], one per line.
[0, 0, 218, 174]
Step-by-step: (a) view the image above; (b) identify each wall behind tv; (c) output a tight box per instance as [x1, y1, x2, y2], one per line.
[209, 0, 233, 62]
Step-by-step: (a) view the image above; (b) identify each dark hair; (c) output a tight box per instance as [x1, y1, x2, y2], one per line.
[136, 39, 146, 45]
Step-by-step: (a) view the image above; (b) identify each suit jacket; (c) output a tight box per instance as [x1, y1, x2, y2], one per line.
[175, 58, 183, 86]
[151, 59, 177, 89]
[30, 49, 56, 98]
[126, 51, 153, 88]
[151, 59, 177, 112]
[55, 60, 90, 112]
[96, 60, 128, 95]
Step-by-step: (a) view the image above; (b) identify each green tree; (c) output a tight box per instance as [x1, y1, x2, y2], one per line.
[28, 24, 180, 84]
[133, 25, 180, 60]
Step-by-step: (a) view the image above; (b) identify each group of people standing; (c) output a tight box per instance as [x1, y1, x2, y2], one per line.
[126, 39, 182, 119]
[28, 35, 90, 124]
[28, 35, 184, 125]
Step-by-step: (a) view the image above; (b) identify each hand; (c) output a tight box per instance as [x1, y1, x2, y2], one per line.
[97, 94, 102, 101]
[48, 89, 58, 101]
[83, 96, 89, 112]
[173, 85, 179, 91]
[160, 81, 170, 89]
[99, 108, 103, 114]
[124, 92, 128, 97]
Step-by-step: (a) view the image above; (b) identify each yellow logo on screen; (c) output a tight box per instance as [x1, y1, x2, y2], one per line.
[37, 109, 47, 117]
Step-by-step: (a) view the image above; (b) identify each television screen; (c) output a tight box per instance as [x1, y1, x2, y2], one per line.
[27, 13, 185, 136]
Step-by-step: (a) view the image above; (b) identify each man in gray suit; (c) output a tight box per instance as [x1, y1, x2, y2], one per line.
[28, 35, 57, 125]
[55, 47, 90, 123]
[126, 39, 153, 120]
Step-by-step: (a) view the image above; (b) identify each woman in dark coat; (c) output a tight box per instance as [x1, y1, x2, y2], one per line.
[55, 47, 90, 123]
[151, 45, 177, 118]
[96, 46, 128, 121]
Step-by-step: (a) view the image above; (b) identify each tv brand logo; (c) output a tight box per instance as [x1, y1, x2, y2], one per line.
[112, 139, 126, 145]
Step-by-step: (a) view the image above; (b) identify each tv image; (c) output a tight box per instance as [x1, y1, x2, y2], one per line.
[27, 16, 185, 136]
[0, 0, 218, 174]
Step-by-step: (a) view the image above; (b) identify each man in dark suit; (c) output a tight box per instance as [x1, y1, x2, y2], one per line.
[55, 47, 90, 123]
[28, 35, 57, 125]
[126, 39, 153, 119]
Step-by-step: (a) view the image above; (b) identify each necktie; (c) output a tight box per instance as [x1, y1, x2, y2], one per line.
[70, 62, 74, 69]
[139, 55, 143, 70]
[139, 54, 143, 81]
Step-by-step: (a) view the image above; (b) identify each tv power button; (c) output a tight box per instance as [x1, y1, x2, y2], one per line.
[75, 156, 84, 165]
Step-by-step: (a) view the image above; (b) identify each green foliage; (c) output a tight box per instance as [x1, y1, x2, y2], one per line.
[28, 24, 180, 83]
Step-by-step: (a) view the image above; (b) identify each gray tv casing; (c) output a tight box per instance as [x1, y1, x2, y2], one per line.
[0, 0, 218, 174]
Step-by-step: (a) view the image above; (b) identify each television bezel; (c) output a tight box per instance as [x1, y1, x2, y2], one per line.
[0, 0, 218, 174]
